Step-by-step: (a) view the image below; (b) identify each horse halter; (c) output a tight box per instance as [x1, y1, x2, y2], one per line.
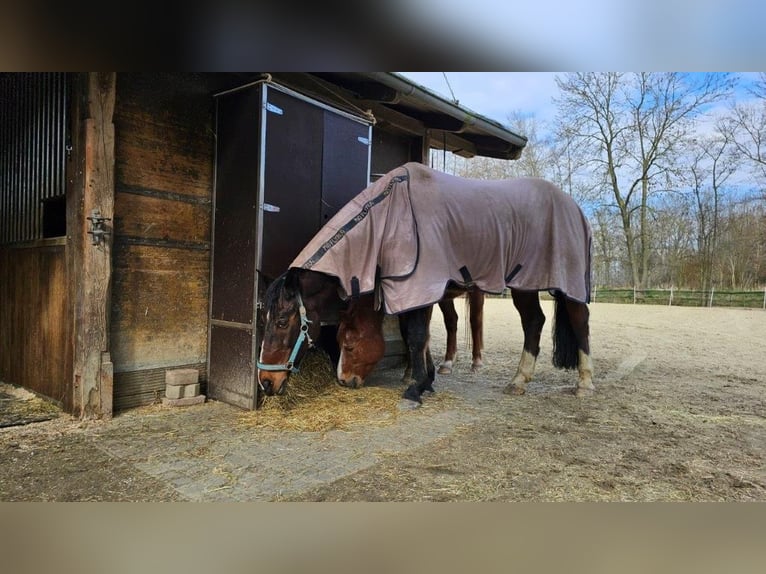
[257, 292, 314, 375]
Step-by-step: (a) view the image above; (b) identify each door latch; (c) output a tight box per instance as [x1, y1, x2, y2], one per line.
[87, 209, 111, 246]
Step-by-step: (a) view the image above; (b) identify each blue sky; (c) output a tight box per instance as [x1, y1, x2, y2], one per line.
[398, 72, 761, 135]
[396, 2, 765, 70]
[399, 72, 560, 128]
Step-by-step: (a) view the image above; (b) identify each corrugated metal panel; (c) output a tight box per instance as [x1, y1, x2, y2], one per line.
[0, 73, 68, 244]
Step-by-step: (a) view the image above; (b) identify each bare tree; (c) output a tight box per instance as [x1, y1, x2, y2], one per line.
[721, 73, 766, 200]
[452, 110, 557, 181]
[680, 132, 740, 291]
[554, 72, 734, 290]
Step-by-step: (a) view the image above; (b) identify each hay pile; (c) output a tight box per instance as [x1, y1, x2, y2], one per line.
[0, 383, 61, 428]
[239, 349, 399, 432]
[239, 349, 458, 432]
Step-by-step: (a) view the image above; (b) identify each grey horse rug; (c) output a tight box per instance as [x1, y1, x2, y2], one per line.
[291, 163, 592, 314]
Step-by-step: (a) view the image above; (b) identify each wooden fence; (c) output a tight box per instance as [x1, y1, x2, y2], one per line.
[591, 287, 766, 309]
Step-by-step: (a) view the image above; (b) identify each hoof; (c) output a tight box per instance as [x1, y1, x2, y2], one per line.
[437, 365, 453, 375]
[398, 398, 421, 411]
[575, 385, 596, 397]
[470, 364, 482, 373]
[503, 384, 526, 396]
[402, 384, 423, 403]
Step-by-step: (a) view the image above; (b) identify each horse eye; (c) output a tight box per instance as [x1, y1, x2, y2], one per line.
[343, 344, 355, 352]
[276, 317, 289, 329]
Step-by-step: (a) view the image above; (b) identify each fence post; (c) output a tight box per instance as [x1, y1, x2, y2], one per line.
[669, 286, 673, 306]
[709, 286, 715, 308]
[633, 287, 637, 304]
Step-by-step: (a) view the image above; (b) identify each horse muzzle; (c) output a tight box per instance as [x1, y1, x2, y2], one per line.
[259, 371, 289, 396]
[337, 374, 364, 389]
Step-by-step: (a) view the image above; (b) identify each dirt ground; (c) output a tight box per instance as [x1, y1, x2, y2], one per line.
[1, 299, 764, 501]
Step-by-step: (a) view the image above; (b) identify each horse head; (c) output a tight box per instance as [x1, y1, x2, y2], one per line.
[257, 268, 334, 396]
[336, 294, 386, 388]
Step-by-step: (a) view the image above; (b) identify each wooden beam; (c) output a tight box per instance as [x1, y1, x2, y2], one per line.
[70, 73, 116, 419]
[419, 113, 465, 132]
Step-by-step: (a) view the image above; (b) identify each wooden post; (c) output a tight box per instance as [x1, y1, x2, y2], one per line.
[70, 73, 115, 419]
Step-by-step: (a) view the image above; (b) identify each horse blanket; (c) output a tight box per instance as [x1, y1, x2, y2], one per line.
[291, 163, 592, 314]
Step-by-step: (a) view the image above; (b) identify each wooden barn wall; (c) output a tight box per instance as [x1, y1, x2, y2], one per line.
[111, 74, 213, 410]
[0, 241, 71, 409]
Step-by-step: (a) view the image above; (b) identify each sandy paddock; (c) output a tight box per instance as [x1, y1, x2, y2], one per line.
[1, 299, 764, 501]
[289, 298, 766, 500]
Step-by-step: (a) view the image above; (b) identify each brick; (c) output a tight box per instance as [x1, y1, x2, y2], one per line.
[165, 368, 199, 386]
[182, 383, 201, 398]
[162, 395, 206, 407]
[165, 384, 184, 399]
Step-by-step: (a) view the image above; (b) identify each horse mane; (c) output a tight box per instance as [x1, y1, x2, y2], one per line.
[261, 272, 287, 316]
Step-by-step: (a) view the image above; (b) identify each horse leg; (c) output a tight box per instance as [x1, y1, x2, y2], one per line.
[564, 299, 595, 396]
[398, 314, 413, 383]
[437, 299, 458, 374]
[504, 289, 545, 395]
[401, 307, 435, 403]
[469, 290, 485, 371]
[400, 306, 435, 384]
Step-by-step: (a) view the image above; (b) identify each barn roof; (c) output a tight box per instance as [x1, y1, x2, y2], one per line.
[263, 72, 527, 160]
[316, 72, 527, 160]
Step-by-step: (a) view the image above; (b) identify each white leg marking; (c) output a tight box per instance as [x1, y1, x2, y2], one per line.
[504, 350, 537, 395]
[578, 350, 594, 388]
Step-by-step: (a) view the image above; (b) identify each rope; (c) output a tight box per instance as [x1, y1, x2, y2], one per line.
[442, 72, 458, 104]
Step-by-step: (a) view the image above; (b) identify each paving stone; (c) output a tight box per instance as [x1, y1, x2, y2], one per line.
[162, 395, 206, 407]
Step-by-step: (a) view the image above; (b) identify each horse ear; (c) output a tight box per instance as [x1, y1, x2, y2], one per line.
[283, 268, 300, 296]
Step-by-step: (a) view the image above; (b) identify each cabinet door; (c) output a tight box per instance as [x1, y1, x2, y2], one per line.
[208, 85, 262, 409]
[210, 82, 371, 410]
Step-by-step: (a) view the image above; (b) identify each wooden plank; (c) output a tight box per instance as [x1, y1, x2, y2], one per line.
[114, 74, 213, 199]
[0, 245, 69, 406]
[109, 73, 216, 389]
[70, 73, 116, 419]
[114, 114, 213, 199]
[111, 243, 209, 373]
[113, 191, 211, 244]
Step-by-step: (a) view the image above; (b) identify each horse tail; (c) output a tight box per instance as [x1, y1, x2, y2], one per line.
[552, 291, 578, 370]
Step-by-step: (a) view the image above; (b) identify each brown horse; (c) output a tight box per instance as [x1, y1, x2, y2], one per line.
[337, 287, 593, 398]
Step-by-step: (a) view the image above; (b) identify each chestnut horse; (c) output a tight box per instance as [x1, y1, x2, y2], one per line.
[337, 287, 593, 400]
[336, 289, 483, 387]
[436, 290, 484, 374]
